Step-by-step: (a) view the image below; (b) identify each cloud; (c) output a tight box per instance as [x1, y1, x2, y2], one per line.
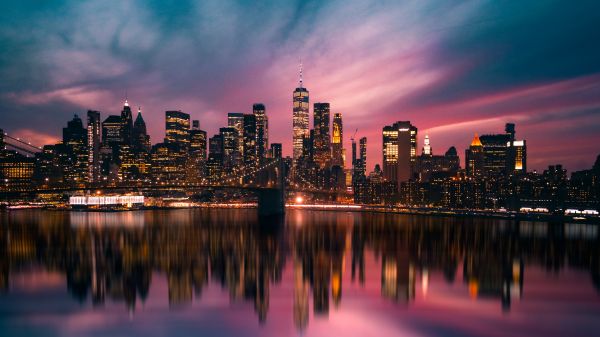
[0, 0, 599, 171]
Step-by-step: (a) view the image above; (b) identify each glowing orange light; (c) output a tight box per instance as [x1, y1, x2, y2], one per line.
[295, 196, 304, 204]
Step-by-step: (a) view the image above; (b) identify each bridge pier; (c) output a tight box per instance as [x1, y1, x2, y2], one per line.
[256, 159, 286, 217]
[257, 188, 285, 216]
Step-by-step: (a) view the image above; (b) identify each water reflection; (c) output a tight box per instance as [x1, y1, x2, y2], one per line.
[1, 209, 599, 334]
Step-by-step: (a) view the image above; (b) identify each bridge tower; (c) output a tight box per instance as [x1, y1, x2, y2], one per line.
[257, 159, 286, 216]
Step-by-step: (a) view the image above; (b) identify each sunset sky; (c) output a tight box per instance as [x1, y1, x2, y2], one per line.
[1, 0, 600, 172]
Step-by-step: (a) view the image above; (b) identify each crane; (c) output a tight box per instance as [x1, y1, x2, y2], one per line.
[350, 128, 358, 143]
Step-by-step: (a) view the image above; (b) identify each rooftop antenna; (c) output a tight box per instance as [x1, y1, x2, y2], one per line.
[299, 59, 303, 88]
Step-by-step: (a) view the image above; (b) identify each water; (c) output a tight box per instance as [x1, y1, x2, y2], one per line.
[0, 209, 599, 337]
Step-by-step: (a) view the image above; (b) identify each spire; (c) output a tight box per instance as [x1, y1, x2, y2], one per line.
[299, 59, 303, 88]
[471, 133, 482, 147]
[135, 107, 144, 124]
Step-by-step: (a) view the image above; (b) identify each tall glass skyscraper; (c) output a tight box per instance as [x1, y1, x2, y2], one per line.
[293, 64, 309, 163]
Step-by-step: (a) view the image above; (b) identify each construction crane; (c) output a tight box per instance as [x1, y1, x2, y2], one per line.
[350, 128, 358, 166]
[350, 128, 358, 143]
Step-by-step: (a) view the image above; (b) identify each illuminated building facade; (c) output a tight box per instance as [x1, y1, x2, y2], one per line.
[507, 140, 527, 174]
[415, 141, 460, 182]
[271, 143, 282, 159]
[466, 134, 484, 176]
[190, 121, 207, 161]
[313, 103, 331, 168]
[165, 110, 190, 152]
[0, 151, 35, 190]
[62, 114, 88, 185]
[382, 121, 417, 184]
[206, 134, 223, 181]
[220, 127, 238, 173]
[243, 114, 258, 173]
[253, 103, 269, 162]
[87, 110, 101, 183]
[423, 135, 431, 155]
[331, 112, 344, 167]
[102, 115, 123, 149]
[293, 70, 309, 162]
[227, 112, 244, 166]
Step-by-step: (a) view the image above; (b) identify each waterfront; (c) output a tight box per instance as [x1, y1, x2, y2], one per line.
[1, 209, 599, 337]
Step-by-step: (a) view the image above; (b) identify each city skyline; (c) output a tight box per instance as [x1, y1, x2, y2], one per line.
[1, 1, 600, 172]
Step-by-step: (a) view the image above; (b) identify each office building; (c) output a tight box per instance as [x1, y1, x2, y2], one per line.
[165, 110, 190, 152]
[313, 103, 331, 168]
[62, 115, 88, 184]
[253, 103, 268, 162]
[133, 107, 151, 152]
[120, 100, 134, 145]
[220, 127, 237, 173]
[243, 114, 257, 172]
[190, 121, 207, 161]
[382, 121, 417, 184]
[87, 110, 101, 183]
[271, 143, 282, 159]
[293, 65, 309, 162]
[228, 113, 245, 165]
[466, 134, 484, 176]
[331, 112, 344, 167]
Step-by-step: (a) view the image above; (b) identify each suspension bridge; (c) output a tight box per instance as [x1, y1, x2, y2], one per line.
[0, 130, 347, 215]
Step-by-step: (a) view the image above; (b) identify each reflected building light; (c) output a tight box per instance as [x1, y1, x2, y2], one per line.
[421, 268, 429, 298]
[468, 279, 479, 299]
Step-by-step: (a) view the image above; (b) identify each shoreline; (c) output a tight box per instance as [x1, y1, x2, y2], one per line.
[3, 203, 599, 224]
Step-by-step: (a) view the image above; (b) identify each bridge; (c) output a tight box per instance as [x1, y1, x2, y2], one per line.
[0, 130, 44, 156]
[0, 131, 350, 215]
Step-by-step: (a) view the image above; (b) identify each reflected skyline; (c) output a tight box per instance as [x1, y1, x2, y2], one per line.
[1, 209, 600, 336]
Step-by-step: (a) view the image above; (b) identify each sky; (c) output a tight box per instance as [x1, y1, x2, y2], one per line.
[1, 0, 600, 172]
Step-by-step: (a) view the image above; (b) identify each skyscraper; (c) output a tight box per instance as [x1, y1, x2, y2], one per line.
[423, 135, 431, 155]
[465, 134, 484, 176]
[313, 103, 331, 168]
[189, 120, 207, 181]
[206, 134, 223, 180]
[133, 107, 150, 152]
[359, 137, 367, 175]
[190, 120, 207, 161]
[507, 140, 527, 174]
[87, 110, 101, 183]
[478, 123, 522, 177]
[220, 127, 237, 173]
[293, 64, 309, 162]
[63, 114, 88, 184]
[270, 143, 282, 159]
[331, 112, 344, 167]
[382, 121, 417, 183]
[506, 123, 526, 175]
[102, 115, 124, 149]
[120, 100, 134, 145]
[253, 103, 268, 162]
[243, 114, 257, 172]
[165, 110, 190, 151]
[227, 113, 244, 166]
[382, 126, 399, 182]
